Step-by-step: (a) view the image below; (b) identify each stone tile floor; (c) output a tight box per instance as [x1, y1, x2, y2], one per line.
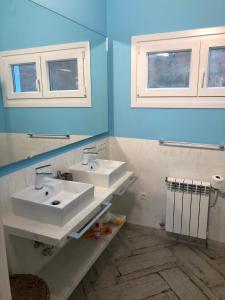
[69, 223, 225, 300]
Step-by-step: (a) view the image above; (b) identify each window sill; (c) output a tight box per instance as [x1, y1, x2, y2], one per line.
[4, 97, 92, 108]
[131, 97, 225, 108]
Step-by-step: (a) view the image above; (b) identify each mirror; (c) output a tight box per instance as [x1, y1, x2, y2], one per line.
[0, 0, 108, 167]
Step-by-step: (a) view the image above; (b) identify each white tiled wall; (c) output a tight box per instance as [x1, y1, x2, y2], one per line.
[109, 136, 225, 244]
[2, 135, 225, 275]
[0, 137, 109, 274]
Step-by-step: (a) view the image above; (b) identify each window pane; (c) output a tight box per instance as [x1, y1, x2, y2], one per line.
[48, 59, 78, 91]
[11, 63, 37, 93]
[147, 51, 191, 88]
[208, 48, 225, 87]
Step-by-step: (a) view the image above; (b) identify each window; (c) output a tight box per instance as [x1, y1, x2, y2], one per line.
[0, 42, 91, 107]
[136, 39, 200, 97]
[12, 63, 37, 92]
[147, 51, 191, 89]
[48, 59, 78, 91]
[3, 55, 42, 100]
[208, 49, 225, 87]
[41, 49, 86, 99]
[132, 27, 225, 108]
[198, 36, 225, 97]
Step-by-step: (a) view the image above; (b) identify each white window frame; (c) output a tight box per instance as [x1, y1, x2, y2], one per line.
[198, 35, 225, 97]
[137, 39, 200, 97]
[2, 54, 43, 100]
[131, 26, 225, 108]
[41, 49, 86, 99]
[0, 42, 91, 107]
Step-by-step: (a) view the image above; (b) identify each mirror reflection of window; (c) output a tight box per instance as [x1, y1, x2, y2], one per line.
[11, 63, 37, 93]
[48, 59, 79, 91]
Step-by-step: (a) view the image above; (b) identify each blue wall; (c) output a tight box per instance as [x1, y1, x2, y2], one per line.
[31, 0, 107, 36]
[0, 0, 108, 136]
[107, 0, 225, 144]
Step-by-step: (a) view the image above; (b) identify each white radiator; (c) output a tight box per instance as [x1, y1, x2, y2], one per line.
[165, 177, 210, 240]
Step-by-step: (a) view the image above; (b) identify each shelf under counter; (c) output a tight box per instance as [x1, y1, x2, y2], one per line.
[3, 171, 133, 247]
[38, 216, 126, 300]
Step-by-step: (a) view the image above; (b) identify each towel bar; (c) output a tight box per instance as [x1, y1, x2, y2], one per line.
[28, 133, 70, 139]
[159, 140, 224, 151]
[114, 176, 138, 196]
[68, 202, 112, 239]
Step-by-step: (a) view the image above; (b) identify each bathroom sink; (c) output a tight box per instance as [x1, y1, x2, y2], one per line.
[11, 178, 94, 226]
[69, 159, 126, 187]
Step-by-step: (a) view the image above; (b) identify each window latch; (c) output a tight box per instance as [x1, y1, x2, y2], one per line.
[36, 79, 40, 92]
[202, 72, 206, 88]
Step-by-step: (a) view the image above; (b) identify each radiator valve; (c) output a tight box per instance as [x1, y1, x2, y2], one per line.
[159, 221, 165, 230]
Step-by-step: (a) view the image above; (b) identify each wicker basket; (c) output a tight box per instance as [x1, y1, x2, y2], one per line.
[10, 274, 50, 300]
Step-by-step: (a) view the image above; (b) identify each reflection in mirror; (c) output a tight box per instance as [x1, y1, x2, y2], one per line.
[0, 0, 108, 167]
[0, 133, 92, 166]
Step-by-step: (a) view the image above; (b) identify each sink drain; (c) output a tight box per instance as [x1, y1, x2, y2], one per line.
[51, 200, 61, 206]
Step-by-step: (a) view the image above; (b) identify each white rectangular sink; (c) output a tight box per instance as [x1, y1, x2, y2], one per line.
[69, 159, 126, 187]
[11, 178, 94, 226]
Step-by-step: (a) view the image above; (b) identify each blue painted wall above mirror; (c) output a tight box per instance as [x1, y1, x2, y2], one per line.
[31, 0, 107, 35]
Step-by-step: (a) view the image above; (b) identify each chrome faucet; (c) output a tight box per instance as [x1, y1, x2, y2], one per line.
[82, 146, 99, 166]
[35, 164, 54, 190]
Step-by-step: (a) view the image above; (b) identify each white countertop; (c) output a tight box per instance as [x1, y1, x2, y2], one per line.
[3, 171, 133, 247]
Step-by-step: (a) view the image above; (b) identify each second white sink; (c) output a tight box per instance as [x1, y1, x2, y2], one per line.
[11, 178, 94, 226]
[69, 159, 126, 187]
